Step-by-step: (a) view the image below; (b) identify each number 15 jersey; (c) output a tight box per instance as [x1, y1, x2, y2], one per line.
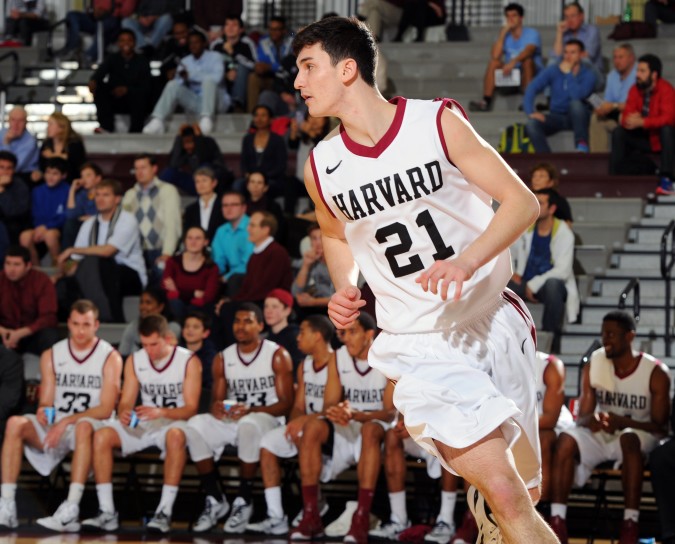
[310, 97, 512, 333]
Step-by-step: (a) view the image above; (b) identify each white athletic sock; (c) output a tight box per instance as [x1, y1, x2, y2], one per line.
[437, 491, 457, 524]
[67, 483, 85, 505]
[389, 491, 407, 524]
[551, 503, 567, 519]
[156, 485, 179, 516]
[265, 486, 284, 519]
[1, 484, 16, 501]
[624, 508, 639, 522]
[96, 483, 115, 514]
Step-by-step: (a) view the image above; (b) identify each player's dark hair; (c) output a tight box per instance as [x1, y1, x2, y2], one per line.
[292, 16, 377, 88]
[355, 311, 376, 332]
[504, 3, 524, 17]
[565, 38, 585, 52]
[71, 299, 99, 319]
[303, 315, 335, 343]
[564, 2, 584, 14]
[603, 311, 636, 332]
[44, 157, 68, 175]
[139, 314, 170, 337]
[638, 53, 662, 78]
[237, 302, 264, 324]
[534, 188, 561, 210]
[5, 245, 30, 263]
[184, 310, 212, 331]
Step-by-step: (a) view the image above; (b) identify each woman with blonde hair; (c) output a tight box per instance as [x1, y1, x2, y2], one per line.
[32, 112, 87, 183]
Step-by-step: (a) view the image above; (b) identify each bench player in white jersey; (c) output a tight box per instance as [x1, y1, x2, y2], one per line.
[81, 314, 203, 534]
[549, 311, 670, 544]
[246, 314, 335, 535]
[292, 16, 558, 544]
[0, 300, 122, 532]
[187, 302, 294, 534]
[535, 351, 574, 514]
[290, 312, 395, 542]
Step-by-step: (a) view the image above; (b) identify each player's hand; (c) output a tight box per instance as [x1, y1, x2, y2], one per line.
[210, 400, 226, 419]
[118, 409, 133, 426]
[285, 416, 308, 442]
[599, 411, 624, 434]
[135, 405, 163, 421]
[415, 257, 473, 302]
[228, 403, 250, 421]
[36, 406, 49, 426]
[325, 402, 352, 426]
[43, 420, 68, 449]
[328, 286, 366, 329]
[587, 412, 604, 433]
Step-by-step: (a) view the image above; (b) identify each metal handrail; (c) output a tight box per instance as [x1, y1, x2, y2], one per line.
[618, 277, 640, 324]
[46, 18, 68, 60]
[0, 51, 20, 91]
[660, 219, 675, 357]
[577, 339, 602, 397]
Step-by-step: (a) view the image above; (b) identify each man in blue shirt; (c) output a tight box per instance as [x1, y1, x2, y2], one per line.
[552, 2, 602, 73]
[0, 107, 38, 184]
[143, 30, 230, 135]
[469, 3, 542, 112]
[524, 39, 597, 153]
[589, 43, 637, 152]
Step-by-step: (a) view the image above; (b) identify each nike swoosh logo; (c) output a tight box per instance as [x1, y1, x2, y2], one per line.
[521, 339, 527, 355]
[326, 160, 342, 174]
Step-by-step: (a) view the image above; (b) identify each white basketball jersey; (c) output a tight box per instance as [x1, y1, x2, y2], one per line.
[311, 97, 512, 333]
[302, 355, 329, 414]
[591, 348, 666, 422]
[52, 338, 115, 422]
[336, 346, 387, 412]
[133, 346, 192, 408]
[535, 351, 574, 428]
[223, 339, 280, 408]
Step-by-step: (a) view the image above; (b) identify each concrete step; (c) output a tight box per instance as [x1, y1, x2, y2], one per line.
[569, 198, 644, 224]
[646, 202, 675, 219]
[628, 226, 671, 245]
[602, 267, 667, 279]
[573, 223, 629, 248]
[575, 245, 609, 275]
[581, 306, 672, 327]
[611, 251, 665, 269]
[592, 277, 673, 298]
[584, 295, 670, 307]
[623, 242, 662, 252]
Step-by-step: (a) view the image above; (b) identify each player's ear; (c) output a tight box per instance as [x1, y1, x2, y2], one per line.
[340, 58, 358, 83]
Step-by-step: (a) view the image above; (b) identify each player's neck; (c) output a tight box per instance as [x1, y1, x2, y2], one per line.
[337, 88, 395, 147]
[238, 337, 262, 354]
[311, 344, 331, 369]
[613, 350, 640, 376]
[70, 336, 97, 352]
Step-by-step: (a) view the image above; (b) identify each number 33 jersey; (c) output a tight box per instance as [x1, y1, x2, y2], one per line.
[310, 97, 513, 333]
[52, 338, 115, 421]
[223, 339, 280, 408]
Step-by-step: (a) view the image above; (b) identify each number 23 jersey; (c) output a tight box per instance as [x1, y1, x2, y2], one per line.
[223, 339, 280, 408]
[310, 97, 513, 333]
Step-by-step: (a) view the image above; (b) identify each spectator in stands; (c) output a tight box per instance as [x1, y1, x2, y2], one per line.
[89, 29, 152, 134]
[143, 30, 230, 136]
[4, 0, 49, 46]
[247, 17, 293, 113]
[121, 154, 182, 284]
[20, 157, 69, 265]
[0, 299, 123, 533]
[82, 314, 202, 534]
[33, 112, 87, 184]
[193, 0, 243, 41]
[64, 0, 137, 65]
[162, 226, 219, 322]
[509, 189, 579, 353]
[524, 39, 596, 153]
[161, 125, 228, 195]
[239, 105, 288, 196]
[358, 0, 403, 42]
[243, 171, 284, 239]
[56, 179, 146, 323]
[211, 15, 256, 113]
[393, 0, 445, 42]
[549, 311, 671, 544]
[121, 0, 180, 57]
[0, 106, 39, 183]
[0, 346, 23, 440]
[211, 191, 254, 297]
[469, 3, 542, 113]
[0, 245, 58, 356]
[182, 167, 224, 242]
[157, 18, 189, 83]
[650, 393, 675, 544]
[292, 223, 334, 319]
[589, 43, 637, 153]
[263, 289, 303, 372]
[62, 162, 102, 249]
[180, 311, 216, 390]
[552, 2, 602, 73]
[609, 54, 675, 196]
[645, 0, 675, 29]
[529, 162, 573, 224]
[0, 151, 30, 244]
[118, 286, 181, 357]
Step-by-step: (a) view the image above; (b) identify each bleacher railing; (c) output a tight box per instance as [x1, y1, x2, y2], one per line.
[0, 51, 19, 130]
[618, 277, 641, 324]
[660, 220, 675, 357]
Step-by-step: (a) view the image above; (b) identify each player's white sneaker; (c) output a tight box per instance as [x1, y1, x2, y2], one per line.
[0, 498, 18, 530]
[146, 510, 171, 533]
[369, 518, 411, 540]
[142, 118, 165, 134]
[291, 495, 329, 527]
[246, 515, 289, 535]
[424, 520, 455, 543]
[192, 495, 229, 532]
[324, 501, 357, 537]
[223, 497, 253, 533]
[467, 485, 502, 544]
[81, 509, 119, 532]
[36, 500, 80, 532]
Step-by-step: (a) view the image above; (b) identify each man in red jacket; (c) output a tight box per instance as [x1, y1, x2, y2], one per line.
[609, 53, 675, 195]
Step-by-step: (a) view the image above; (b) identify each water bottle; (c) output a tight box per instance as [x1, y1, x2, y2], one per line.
[622, 2, 633, 22]
[638, 538, 656, 544]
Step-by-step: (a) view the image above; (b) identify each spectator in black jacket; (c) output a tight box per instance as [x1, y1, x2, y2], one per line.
[0, 346, 23, 440]
[0, 151, 30, 244]
[89, 30, 152, 134]
[157, 18, 190, 82]
[181, 166, 225, 242]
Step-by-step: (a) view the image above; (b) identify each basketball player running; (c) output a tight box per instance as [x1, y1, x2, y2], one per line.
[293, 16, 558, 544]
[0, 300, 122, 532]
[82, 314, 203, 534]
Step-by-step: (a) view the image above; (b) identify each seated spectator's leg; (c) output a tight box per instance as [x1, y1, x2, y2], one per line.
[589, 116, 618, 153]
[535, 278, 567, 334]
[18, 327, 60, 356]
[199, 79, 218, 120]
[230, 67, 251, 111]
[520, 58, 536, 90]
[64, 11, 89, 52]
[246, 73, 273, 113]
[650, 1, 675, 23]
[226, 273, 245, 299]
[525, 113, 566, 153]
[18, 17, 49, 47]
[18, 229, 38, 265]
[257, 90, 287, 117]
[150, 80, 191, 122]
[61, 218, 81, 250]
[4, 17, 18, 39]
[482, 58, 503, 107]
[358, 0, 384, 39]
[43, 229, 61, 265]
[609, 125, 629, 175]
[506, 278, 527, 300]
[99, 16, 121, 58]
[568, 99, 592, 148]
[148, 14, 173, 49]
[93, 82, 116, 133]
[121, 17, 147, 49]
[650, 439, 675, 544]
[659, 125, 675, 179]
[125, 92, 150, 133]
[100, 259, 143, 322]
[644, 1, 658, 25]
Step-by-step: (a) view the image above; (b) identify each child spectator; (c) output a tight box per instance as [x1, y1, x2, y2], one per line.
[20, 158, 69, 265]
[180, 310, 217, 390]
[62, 162, 103, 249]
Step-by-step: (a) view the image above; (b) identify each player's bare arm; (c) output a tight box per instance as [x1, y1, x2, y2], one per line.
[575, 364, 601, 431]
[117, 355, 141, 425]
[540, 357, 566, 431]
[321, 356, 344, 416]
[416, 106, 539, 301]
[36, 349, 55, 427]
[210, 353, 227, 419]
[286, 362, 313, 440]
[248, 347, 294, 418]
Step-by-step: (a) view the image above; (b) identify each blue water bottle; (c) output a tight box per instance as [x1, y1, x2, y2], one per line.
[638, 538, 656, 544]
